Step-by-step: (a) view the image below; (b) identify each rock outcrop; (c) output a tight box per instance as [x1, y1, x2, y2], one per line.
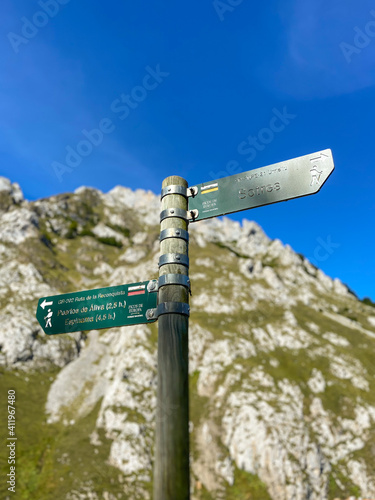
[1, 178, 374, 500]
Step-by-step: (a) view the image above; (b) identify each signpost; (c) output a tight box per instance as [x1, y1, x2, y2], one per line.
[188, 149, 334, 221]
[36, 280, 158, 335]
[36, 149, 335, 500]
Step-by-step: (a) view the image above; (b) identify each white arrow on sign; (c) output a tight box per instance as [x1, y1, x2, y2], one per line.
[40, 299, 53, 310]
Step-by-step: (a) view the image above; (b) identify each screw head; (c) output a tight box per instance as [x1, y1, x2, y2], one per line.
[176, 255, 180, 260]
[170, 209, 175, 214]
[176, 230, 180, 235]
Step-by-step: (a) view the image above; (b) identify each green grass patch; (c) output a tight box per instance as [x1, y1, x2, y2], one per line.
[97, 236, 123, 248]
[107, 223, 130, 238]
[194, 482, 215, 499]
[0, 367, 135, 500]
[225, 466, 272, 499]
[189, 371, 210, 427]
[362, 297, 375, 308]
[19, 238, 81, 294]
[66, 219, 78, 239]
[262, 256, 279, 269]
[214, 241, 249, 259]
[328, 466, 362, 500]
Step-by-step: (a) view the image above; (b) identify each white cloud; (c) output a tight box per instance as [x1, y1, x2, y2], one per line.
[254, 0, 375, 99]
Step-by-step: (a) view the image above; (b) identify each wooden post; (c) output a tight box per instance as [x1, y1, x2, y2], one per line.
[153, 176, 190, 500]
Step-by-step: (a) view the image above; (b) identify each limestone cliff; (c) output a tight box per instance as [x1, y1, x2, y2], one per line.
[0, 177, 374, 500]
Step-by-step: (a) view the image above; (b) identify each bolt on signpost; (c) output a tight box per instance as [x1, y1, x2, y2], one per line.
[36, 149, 335, 500]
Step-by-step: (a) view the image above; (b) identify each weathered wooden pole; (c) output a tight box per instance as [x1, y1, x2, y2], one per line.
[153, 176, 190, 500]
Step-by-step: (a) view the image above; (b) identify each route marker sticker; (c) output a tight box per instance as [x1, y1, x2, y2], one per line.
[188, 149, 334, 222]
[36, 280, 158, 335]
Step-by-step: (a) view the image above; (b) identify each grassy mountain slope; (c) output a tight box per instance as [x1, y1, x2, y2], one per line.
[0, 179, 374, 499]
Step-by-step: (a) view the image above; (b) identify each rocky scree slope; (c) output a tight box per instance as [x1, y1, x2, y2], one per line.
[0, 177, 375, 500]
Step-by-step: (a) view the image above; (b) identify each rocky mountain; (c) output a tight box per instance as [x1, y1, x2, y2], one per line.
[0, 176, 375, 500]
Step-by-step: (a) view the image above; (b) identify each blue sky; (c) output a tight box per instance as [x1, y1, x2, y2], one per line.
[1, 0, 375, 300]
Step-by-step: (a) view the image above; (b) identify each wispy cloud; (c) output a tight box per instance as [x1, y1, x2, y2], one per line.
[254, 0, 375, 100]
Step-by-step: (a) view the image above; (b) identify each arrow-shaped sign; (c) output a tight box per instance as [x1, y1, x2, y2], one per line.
[188, 149, 334, 222]
[40, 299, 53, 310]
[36, 280, 158, 335]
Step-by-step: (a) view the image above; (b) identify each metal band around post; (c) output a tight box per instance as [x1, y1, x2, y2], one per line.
[160, 228, 189, 242]
[158, 253, 189, 268]
[158, 274, 190, 290]
[160, 208, 190, 222]
[157, 302, 190, 317]
[146, 302, 190, 320]
[161, 185, 188, 200]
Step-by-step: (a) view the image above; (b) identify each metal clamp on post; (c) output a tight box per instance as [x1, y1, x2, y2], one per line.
[161, 185, 188, 200]
[160, 208, 190, 222]
[187, 186, 198, 197]
[158, 253, 189, 268]
[158, 274, 190, 290]
[146, 302, 190, 320]
[147, 280, 158, 293]
[188, 209, 199, 221]
[160, 228, 189, 243]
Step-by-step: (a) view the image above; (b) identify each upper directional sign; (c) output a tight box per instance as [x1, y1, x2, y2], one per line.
[188, 149, 334, 222]
[36, 280, 158, 335]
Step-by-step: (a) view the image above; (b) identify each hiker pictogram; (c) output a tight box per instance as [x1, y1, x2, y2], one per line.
[310, 165, 323, 186]
[44, 309, 53, 328]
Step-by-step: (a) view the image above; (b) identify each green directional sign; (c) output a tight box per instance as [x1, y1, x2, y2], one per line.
[36, 280, 158, 335]
[188, 149, 334, 222]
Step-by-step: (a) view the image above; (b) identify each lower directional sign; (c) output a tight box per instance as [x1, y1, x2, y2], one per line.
[188, 149, 334, 221]
[36, 280, 158, 335]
